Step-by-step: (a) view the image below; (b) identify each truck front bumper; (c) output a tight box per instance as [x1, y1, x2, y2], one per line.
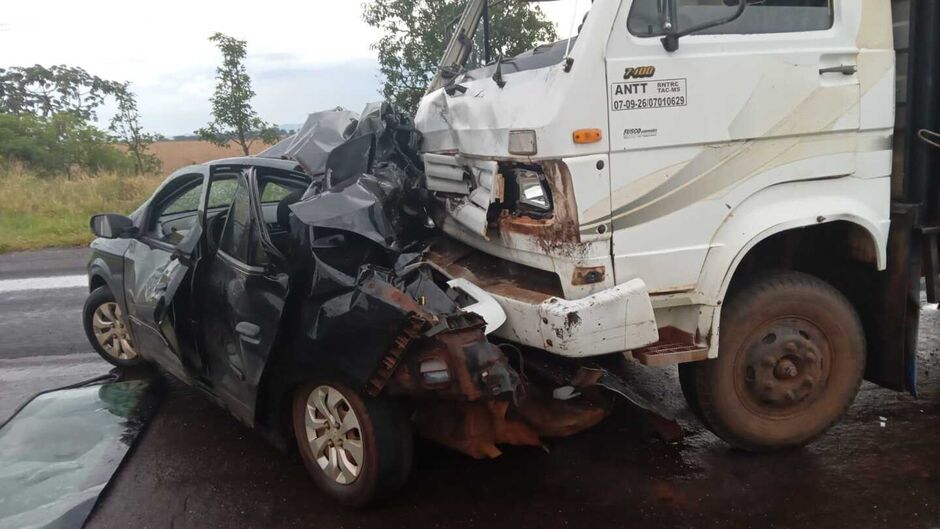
[429, 244, 659, 357]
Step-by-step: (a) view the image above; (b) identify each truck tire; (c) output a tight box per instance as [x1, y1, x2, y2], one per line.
[292, 380, 412, 507]
[684, 272, 865, 451]
[678, 362, 708, 427]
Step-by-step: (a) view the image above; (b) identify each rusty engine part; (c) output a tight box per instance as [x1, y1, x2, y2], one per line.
[410, 379, 609, 459]
[388, 313, 517, 401]
[380, 313, 616, 458]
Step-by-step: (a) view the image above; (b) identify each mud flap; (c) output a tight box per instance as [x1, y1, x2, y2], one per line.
[591, 369, 684, 442]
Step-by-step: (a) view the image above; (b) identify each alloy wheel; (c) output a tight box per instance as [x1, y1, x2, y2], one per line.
[304, 385, 364, 485]
[92, 301, 137, 361]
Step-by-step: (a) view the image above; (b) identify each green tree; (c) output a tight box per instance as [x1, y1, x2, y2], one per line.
[196, 32, 279, 156]
[0, 113, 132, 177]
[109, 84, 162, 175]
[0, 66, 157, 177]
[0, 65, 123, 121]
[363, 0, 557, 114]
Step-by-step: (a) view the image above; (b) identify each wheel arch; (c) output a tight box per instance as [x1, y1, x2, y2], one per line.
[697, 214, 887, 359]
[88, 272, 108, 293]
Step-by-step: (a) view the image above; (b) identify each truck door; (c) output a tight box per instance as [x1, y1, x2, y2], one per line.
[604, 0, 860, 290]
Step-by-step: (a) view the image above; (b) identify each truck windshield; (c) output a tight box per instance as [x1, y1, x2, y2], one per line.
[461, 0, 593, 79]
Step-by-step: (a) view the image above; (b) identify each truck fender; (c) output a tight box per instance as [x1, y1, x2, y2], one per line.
[693, 177, 890, 358]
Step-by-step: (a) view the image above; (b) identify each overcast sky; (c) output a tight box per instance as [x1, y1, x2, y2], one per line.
[0, 1, 582, 136]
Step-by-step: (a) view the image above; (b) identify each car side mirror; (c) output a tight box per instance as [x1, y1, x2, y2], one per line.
[90, 213, 138, 239]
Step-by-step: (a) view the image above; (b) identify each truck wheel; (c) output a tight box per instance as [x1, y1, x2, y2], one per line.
[678, 362, 708, 427]
[292, 381, 412, 507]
[83, 286, 144, 367]
[686, 272, 865, 451]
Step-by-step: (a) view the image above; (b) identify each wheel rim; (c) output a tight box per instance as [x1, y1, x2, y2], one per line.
[92, 301, 138, 361]
[734, 317, 832, 419]
[304, 385, 364, 485]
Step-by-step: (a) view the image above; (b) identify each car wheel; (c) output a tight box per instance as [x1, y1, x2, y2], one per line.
[684, 272, 865, 451]
[83, 285, 144, 367]
[292, 381, 412, 507]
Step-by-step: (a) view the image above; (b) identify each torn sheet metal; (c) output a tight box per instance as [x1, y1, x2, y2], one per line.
[289, 102, 428, 252]
[423, 154, 500, 238]
[0, 379, 158, 529]
[258, 107, 359, 175]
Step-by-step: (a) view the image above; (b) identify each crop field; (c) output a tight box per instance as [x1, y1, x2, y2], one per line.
[0, 140, 273, 253]
[147, 139, 271, 174]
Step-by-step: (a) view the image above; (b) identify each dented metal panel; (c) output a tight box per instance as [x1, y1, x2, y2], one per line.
[424, 153, 500, 238]
[538, 278, 659, 357]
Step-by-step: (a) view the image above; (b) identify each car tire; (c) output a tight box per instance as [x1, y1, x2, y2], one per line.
[83, 285, 145, 367]
[292, 380, 413, 507]
[683, 272, 865, 451]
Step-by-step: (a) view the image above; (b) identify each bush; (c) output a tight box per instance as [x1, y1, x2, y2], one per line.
[0, 113, 136, 177]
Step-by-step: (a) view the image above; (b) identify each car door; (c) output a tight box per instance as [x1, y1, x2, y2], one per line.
[605, 0, 860, 291]
[195, 168, 302, 424]
[124, 169, 208, 375]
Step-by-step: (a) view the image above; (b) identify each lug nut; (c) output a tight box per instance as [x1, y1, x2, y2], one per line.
[803, 376, 815, 388]
[785, 389, 797, 402]
[785, 342, 798, 353]
[774, 358, 799, 379]
[761, 356, 776, 367]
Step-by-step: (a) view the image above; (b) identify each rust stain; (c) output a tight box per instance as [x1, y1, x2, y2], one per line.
[572, 266, 606, 286]
[496, 161, 589, 258]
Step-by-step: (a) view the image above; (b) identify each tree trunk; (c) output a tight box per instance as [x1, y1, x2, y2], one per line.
[134, 149, 144, 175]
[238, 128, 249, 156]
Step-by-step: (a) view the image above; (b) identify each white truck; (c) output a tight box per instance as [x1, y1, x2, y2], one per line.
[415, 0, 938, 450]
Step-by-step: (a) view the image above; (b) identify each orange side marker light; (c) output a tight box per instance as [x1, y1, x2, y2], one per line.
[573, 128, 602, 144]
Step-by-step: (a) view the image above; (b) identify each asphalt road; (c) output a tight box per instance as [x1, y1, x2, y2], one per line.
[1, 247, 938, 528]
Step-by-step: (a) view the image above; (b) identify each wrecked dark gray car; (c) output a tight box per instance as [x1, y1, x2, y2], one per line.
[83, 103, 678, 506]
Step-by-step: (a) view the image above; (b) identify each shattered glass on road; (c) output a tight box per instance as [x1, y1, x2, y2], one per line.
[0, 378, 159, 529]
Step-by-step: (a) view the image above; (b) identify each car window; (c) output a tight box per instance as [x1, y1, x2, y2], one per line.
[207, 178, 238, 209]
[162, 183, 203, 215]
[149, 175, 204, 244]
[218, 177, 267, 267]
[261, 181, 294, 203]
[628, 0, 833, 37]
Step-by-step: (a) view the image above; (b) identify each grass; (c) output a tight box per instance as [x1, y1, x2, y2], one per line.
[0, 168, 164, 253]
[0, 139, 274, 253]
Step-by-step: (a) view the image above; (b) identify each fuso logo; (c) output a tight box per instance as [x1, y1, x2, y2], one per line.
[623, 66, 656, 79]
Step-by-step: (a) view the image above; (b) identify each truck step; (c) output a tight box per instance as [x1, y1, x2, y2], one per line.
[634, 342, 709, 367]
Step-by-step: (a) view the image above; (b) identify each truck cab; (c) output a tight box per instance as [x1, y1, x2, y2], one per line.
[417, 0, 937, 449]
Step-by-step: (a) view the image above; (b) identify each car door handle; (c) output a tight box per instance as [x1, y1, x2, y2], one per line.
[819, 64, 857, 76]
[235, 321, 261, 338]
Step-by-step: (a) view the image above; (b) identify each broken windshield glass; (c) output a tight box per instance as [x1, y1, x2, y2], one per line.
[0, 379, 158, 529]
